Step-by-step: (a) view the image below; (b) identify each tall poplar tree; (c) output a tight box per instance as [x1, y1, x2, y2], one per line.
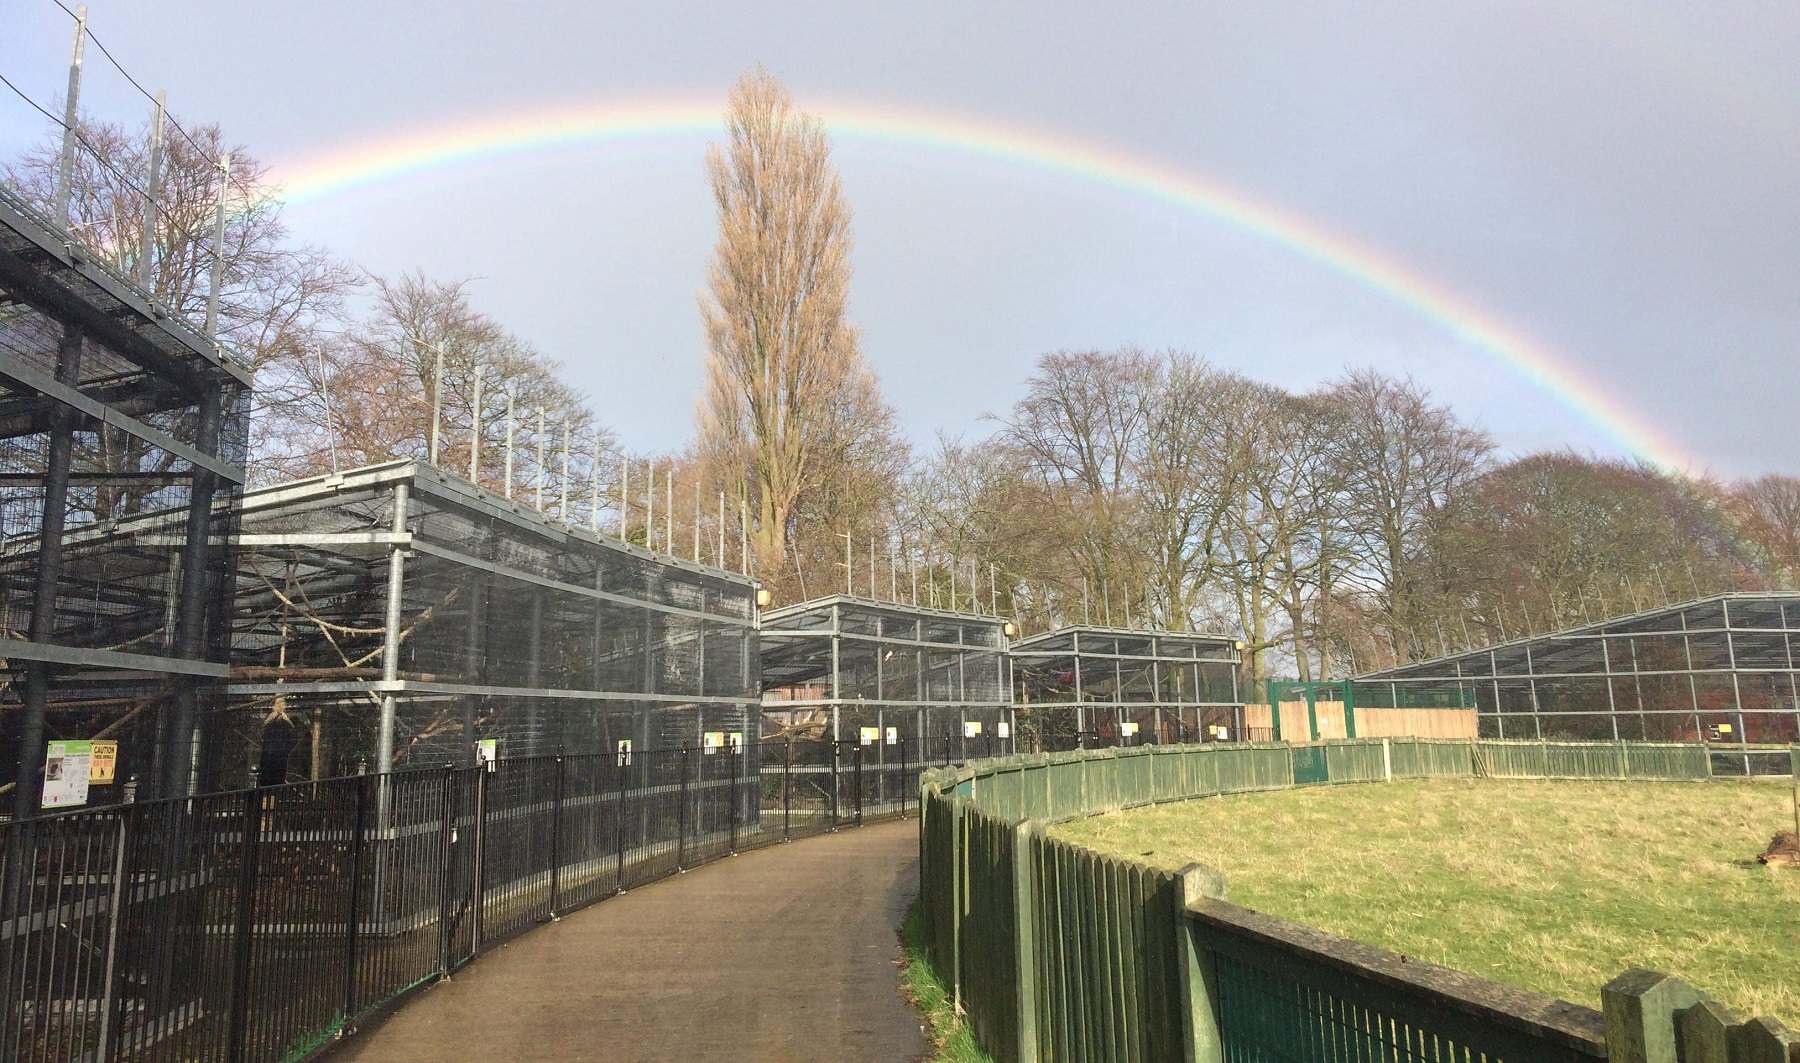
[697, 67, 880, 582]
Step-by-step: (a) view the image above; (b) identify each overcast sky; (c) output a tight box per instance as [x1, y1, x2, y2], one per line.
[3, 1, 1796, 477]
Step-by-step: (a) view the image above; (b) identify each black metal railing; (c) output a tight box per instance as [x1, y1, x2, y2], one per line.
[0, 736, 961, 1063]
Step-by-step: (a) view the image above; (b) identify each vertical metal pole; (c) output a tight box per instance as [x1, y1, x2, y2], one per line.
[436, 765, 457, 975]
[676, 748, 691, 870]
[167, 384, 223, 798]
[470, 766, 487, 952]
[740, 496, 749, 574]
[467, 369, 483, 483]
[377, 481, 410, 783]
[428, 343, 444, 465]
[618, 452, 629, 537]
[854, 742, 864, 826]
[845, 532, 853, 595]
[316, 345, 340, 474]
[729, 737, 741, 853]
[991, 562, 998, 615]
[717, 491, 726, 568]
[204, 154, 230, 337]
[93, 810, 130, 1062]
[869, 536, 876, 599]
[534, 407, 546, 511]
[503, 389, 516, 499]
[664, 473, 672, 551]
[548, 755, 564, 918]
[342, 773, 367, 1021]
[694, 480, 702, 561]
[783, 738, 792, 840]
[590, 430, 602, 532]
[560, 427, 571, 521]
[646, 465, 655, 550]
[226, 787, 265, 1063]
[613, 749, 630, 892]
[136, 89, 165, 285]
[13, 326, 81, 818]
[53, 5, 87, 230]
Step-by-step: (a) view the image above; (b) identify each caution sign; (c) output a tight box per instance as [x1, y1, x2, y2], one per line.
[89, 740, 118, 784]
[963, 721, 983, 738]
[703, 731, 724, 754]
[859, 727, 880, 746]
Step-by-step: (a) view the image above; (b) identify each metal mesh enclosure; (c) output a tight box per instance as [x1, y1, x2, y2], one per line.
[759, 595, 1015, 770]
[221, 461, 759, 785]
[0, 186, 250, 811]
[1010, 626, 1245, 749]
[1353, 593, 1800, 748]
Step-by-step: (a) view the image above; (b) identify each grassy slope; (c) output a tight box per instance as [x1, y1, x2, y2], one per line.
[1054, 779, 1800, 1026]
[900, 900, 995, 1063]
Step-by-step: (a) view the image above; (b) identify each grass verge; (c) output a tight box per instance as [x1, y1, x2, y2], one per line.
[1055, 778, 1800, 1026]
[899, 898, 994, 1063]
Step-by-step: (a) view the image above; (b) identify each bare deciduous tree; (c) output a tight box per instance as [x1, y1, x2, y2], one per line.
[4, 115, 358, 480]
[267, 273, 611, 506]
[1325, 368, 1493, 663]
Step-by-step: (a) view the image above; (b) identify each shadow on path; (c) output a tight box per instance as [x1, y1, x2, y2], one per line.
[333, 819, 926, 1063]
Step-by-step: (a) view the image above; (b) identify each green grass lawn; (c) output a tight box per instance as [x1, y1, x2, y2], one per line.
[1053, 778, 1800, 1027]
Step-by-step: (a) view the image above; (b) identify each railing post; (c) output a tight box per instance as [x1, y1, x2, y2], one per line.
[342, 775, 368, 1031]
[94, 808, 131, 1063]
[854, 741, 865, 827]
[226, 786, 265, 1063]
[1174, 862, 1229, 1063]
[900, 737, 910, 819]
[436, 765, 458, 976]
[613, 748, 630, 892]
[471, 764, 488, 952]
[677, 747, 691, 871]
[783, 738, 792, 841]
[1013, 819, 1041, 1063]
[549, 755, 565, 918]
[729, 738, 742, 854]
[1602, 969, 1705, 1063]
[829, 740, 841, 830]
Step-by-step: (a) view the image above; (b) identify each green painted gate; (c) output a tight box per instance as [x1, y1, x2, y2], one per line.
[1291, 744, 1328, 784]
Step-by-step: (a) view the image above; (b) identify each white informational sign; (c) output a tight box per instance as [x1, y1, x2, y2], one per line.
[997, 721, 1011, 739]
[1211, 725, 1231, 741]
[476, 738, 499, 770]
[703, 731, 724, 755]
[727, 731, 744, 753]
[963, 721, 983, 738]
[884, 727, 899, 746]
[859, 727, 879, 747]
[1120, 721, 1140, 737]
[616, 739, 633, 766]
[42, 740, 93, 809]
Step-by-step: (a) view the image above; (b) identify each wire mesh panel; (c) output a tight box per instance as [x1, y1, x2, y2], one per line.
[1204, 919, 1607, 1063]
[476, 757, 559, 943]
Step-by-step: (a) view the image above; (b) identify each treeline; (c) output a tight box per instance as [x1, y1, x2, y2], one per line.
[12, 74, 1798, 691]
[879, 348, 1800, 686]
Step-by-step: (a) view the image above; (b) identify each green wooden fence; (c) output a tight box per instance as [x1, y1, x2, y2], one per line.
[919, 738, 1799, 1063]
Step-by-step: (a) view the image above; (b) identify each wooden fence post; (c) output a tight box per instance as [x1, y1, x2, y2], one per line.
[1014, 820, 1041, 1063]
[1602, 969, 1704, 1063]
[1173, 863, 1229, 1063]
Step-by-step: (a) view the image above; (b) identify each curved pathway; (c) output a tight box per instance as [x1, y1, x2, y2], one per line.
[334, 820, 927, 1063]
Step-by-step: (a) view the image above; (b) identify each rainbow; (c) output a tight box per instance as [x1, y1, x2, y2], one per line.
[266, 98, 1694, 472]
